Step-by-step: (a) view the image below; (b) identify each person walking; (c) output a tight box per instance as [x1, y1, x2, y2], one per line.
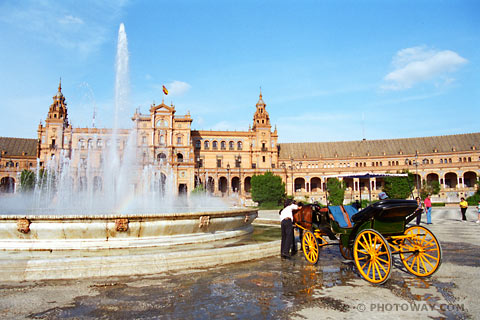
[424, 194, 432, 224]
[459, 197, 468, 221]
[415, 197, 423, 225]
[279, 199, 298, 259]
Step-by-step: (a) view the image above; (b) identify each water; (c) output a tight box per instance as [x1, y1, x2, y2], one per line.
[0, 23, 229, 216]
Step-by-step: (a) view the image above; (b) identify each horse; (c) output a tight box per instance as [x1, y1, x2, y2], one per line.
[293, 204, 337, 241]
[293, 205, 314, 230]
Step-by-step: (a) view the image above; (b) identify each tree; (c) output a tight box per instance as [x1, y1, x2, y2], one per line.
[466, 179, 480, 205]
[19, 169, 36, 192]
[191, 184, 206, 195]
[419, 179, 441, 200]
[383, 173, 414, 199]
[251, 171, 285, 207]
[326, 178, 345, 205]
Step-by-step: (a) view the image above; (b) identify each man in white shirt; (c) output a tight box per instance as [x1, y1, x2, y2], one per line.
[280, 200, 299, 259]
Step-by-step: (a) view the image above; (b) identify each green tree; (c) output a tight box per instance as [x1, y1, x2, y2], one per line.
[191, 184, 206, 195]
[466, 179, 480, 205]
[20, 169, 36, 192]
[419, 179, 441, 200]
[326, 178, 345, 205]
[251, 171, 285, 208]
[37, 168, 56, 192]
[383, 173, 414, 199]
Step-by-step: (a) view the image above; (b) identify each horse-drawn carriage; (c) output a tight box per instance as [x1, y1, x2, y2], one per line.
[293, 199, 442, 284]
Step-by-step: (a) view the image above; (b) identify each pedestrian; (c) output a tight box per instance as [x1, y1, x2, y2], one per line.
[424, 194, 432, 224]
[415, 196, 423, 225]
[353, 200, 361, 210]
[279, 199, 299, 259]
[476, 201, 480, 224]
[459, 197, 468, 221]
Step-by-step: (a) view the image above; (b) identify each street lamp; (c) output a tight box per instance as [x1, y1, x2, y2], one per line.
[405, 151, 421, 198]
[290, 157, 294, 195]
[237, 155, 241, 195]
[227, 163, 230, 196]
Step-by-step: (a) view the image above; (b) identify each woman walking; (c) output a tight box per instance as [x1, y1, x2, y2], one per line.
[459, 197, 468, 221]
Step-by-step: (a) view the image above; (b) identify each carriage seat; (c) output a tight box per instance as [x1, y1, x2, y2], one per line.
[328, 205, 358, 228]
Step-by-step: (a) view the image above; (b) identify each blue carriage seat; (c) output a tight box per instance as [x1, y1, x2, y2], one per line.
[328, 205, 359, 228]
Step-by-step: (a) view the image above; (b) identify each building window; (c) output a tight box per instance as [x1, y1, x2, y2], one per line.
[221, 141, 226, 150]
[142, 136, 147, 145]
[213, 141, 218, 150]
[195, 140, 201, 149]
[262, 156, 266, 162]
[217, 159, 222, 168]
[177, 136, 183, 146]
[229, 141, 234, 150]
[177, 153, 183, 162]
[252, 163, 256, 169]
[237, 141, 243, 150]
[204, 140, 209, 149]
[97, 139, 103, 148]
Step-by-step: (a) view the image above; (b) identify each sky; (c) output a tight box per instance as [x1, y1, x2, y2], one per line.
[0, 0, 478, 143]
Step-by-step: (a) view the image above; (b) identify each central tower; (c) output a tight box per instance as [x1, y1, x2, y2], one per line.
[250, 91, 278, 169]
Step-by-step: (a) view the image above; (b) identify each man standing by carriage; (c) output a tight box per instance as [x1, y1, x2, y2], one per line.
[279, 199, 301, 259]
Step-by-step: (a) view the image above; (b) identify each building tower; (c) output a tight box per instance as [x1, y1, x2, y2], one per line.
[251, 91, 278, 169]
[37, 80, 72, 164]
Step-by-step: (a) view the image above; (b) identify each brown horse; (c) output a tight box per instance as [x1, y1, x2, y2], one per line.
[293, 205, 314, 230]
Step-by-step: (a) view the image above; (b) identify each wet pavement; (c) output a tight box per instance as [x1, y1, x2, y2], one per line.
[0, 208, 478, 319]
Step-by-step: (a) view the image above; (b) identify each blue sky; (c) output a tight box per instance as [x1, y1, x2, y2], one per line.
[0, 0, 478, 142]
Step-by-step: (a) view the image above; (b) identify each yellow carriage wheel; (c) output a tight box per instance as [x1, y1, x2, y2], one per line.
[302, 230, 319, 264]
[339, 242, 352, 260]
[353, 229, 392, 285]
[399, 226, 442, 277]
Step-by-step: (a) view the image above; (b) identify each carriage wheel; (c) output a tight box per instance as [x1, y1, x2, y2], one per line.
[400, 226, 442, 277]
[339, 242, 352, 260]
[353, 229, 392, 285]
[302, 231, 320, 264]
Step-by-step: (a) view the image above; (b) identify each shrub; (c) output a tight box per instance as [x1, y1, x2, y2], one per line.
[251, 171, 285, 207]
[326, 178, 345, 205]
[383, 173, 414, 199]
[20, 169, 35, 192]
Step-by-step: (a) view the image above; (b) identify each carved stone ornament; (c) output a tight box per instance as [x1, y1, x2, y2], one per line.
[244, 215, 250, 223]
[17, 218, 31, 234]
[199, 215, 210, 228]
[115, 218, 129, 232]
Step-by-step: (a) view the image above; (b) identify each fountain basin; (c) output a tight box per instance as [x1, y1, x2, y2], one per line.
[0, 208, 258, 251]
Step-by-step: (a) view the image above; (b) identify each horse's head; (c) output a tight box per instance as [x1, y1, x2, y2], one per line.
[293, 205, 313, 229]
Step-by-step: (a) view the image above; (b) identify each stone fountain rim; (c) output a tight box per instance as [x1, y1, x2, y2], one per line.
[0, 208, 257, 220]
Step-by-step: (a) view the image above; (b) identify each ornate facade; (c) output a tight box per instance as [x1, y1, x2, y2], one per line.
[1, 83, 479, 203]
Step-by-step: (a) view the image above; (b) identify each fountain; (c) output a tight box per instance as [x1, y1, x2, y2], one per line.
[0, 24, 269, 281]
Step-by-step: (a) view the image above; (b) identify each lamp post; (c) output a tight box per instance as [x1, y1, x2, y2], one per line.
[290, 157, 294, 195]
[237, 155, 241, 195]
[405, 151, 421, 198]
[281, 162, 287, 196]
[227, 163, 230, 196]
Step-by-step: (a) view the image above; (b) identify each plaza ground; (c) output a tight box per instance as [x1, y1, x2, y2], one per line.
[0, 207, 478, 319]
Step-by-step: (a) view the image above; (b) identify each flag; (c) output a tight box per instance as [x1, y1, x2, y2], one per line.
[162, 85, 168, 95]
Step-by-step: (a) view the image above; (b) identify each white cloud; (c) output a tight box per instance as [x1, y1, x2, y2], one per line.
[166, 80, 192, 96]
[382, 46, 467, 90]
[0, 1, 127, 56]
[59, 15, 84, 25]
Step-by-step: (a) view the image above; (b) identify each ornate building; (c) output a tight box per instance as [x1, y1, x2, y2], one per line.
[1, 83, 479, 203]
